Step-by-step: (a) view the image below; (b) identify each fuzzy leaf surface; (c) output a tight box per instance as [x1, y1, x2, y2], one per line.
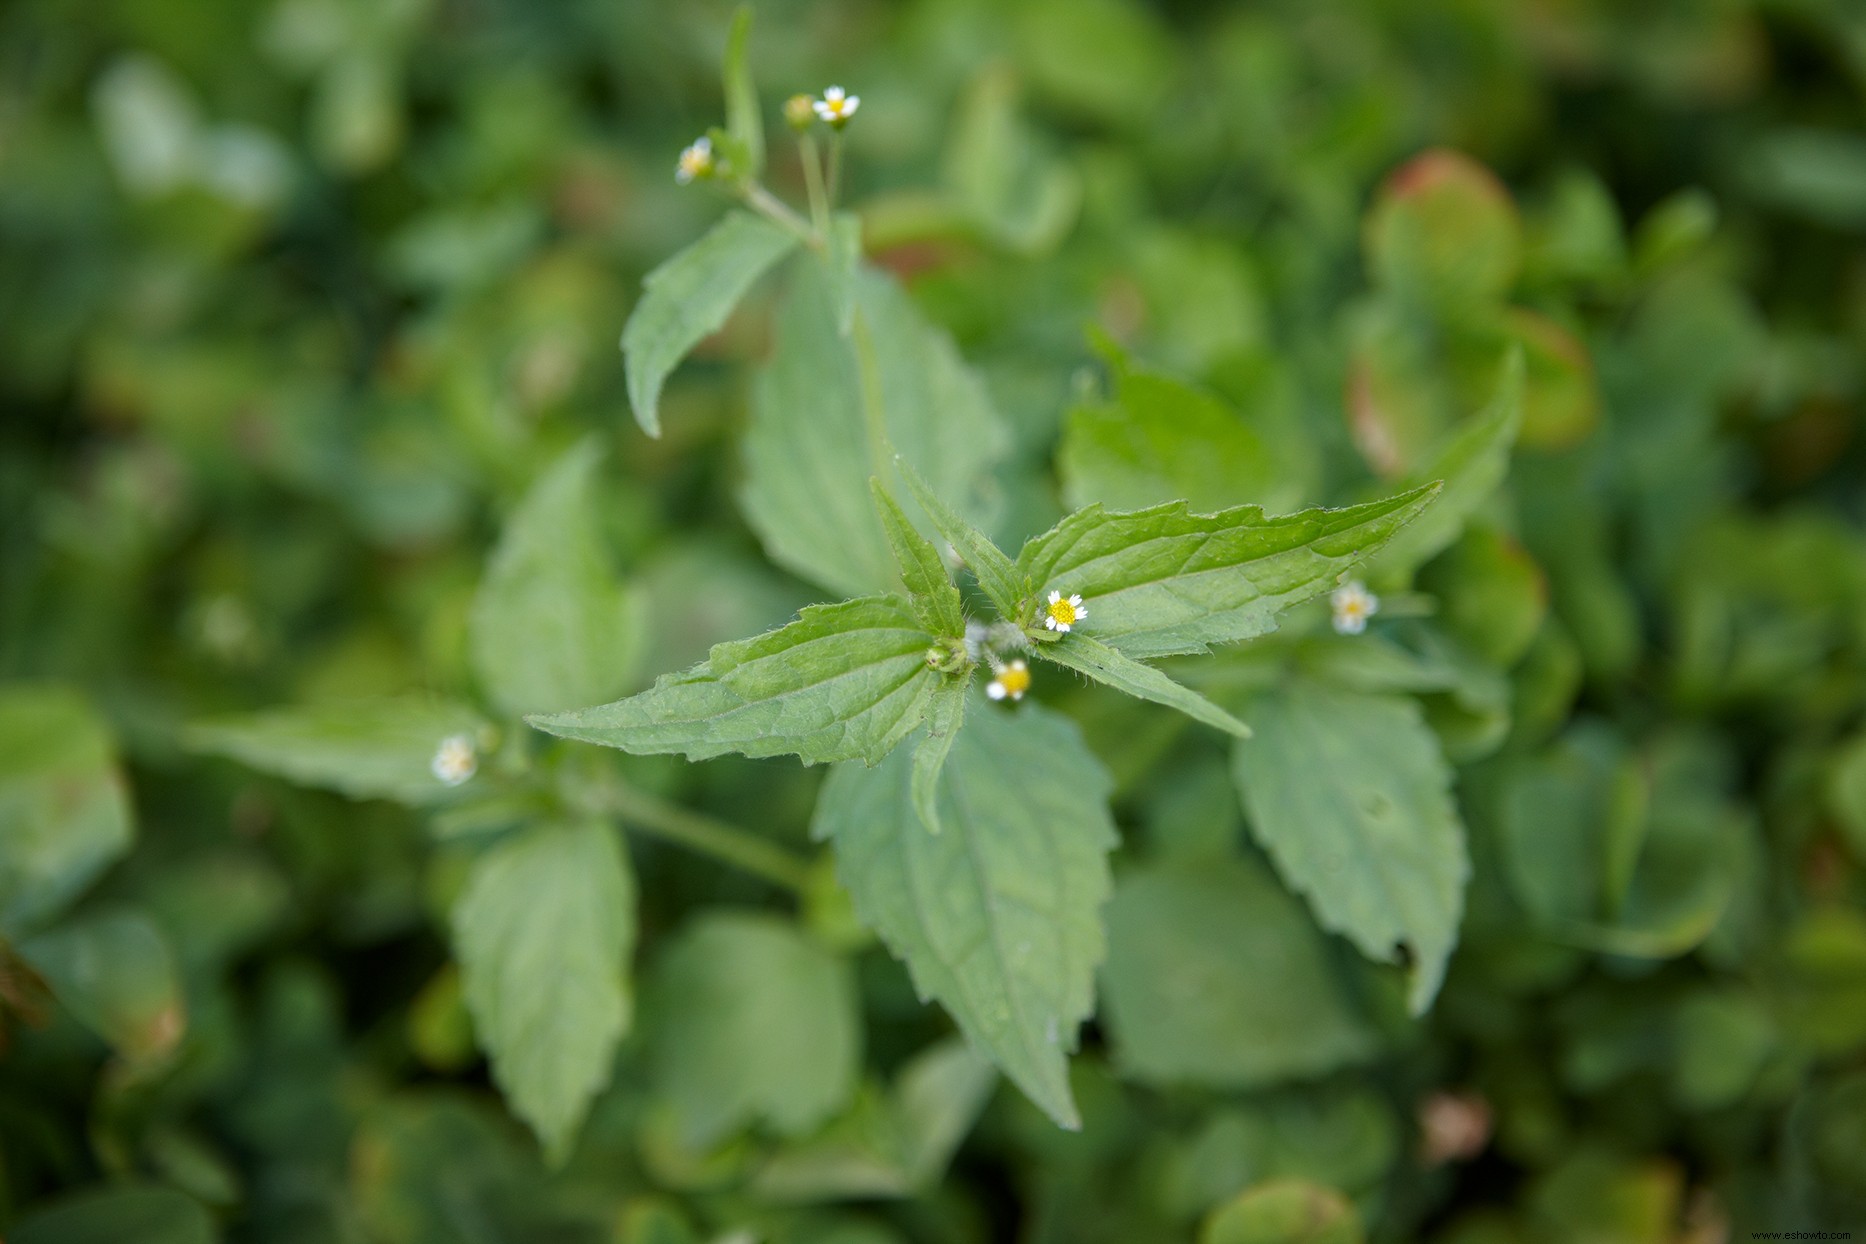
[813, 701, 1115, 1128]
[1231, 680, 1468, 1013]
[528, 595, 937, 766]
[742, 263, 1008, 597]
[1036, 633, 1250, 738]
[1016, 486, 1440, 659]
[873, 479, 965, 637]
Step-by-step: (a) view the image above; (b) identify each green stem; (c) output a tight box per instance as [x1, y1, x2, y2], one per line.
[849, 308, 893, 487]
[741, 182, 822, 252]
[600, 780, 811, 893]
[826, 130, 844, 210]
[799, 132, 830, 234]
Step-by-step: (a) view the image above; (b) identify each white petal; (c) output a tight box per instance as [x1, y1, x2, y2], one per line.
[988, 682, 1007, 700]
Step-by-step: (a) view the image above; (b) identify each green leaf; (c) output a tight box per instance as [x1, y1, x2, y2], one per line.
[721, 6, 762, 178]
[10, 1185, 217, 1244]
[909, 679, 967, 835]
[1231, 680, 1468, 1014]
[1201, 1179, 1364, 1244]
[1015, 485, 1440, 659]
[1059, 369, 1286, 515]
[1366, 350, 1523, 582]
[751, 1038, 996, 1201]
[622, 210, 798, 437]
[187, 697, 489, 805]
[1101, 857, 1380, 1088]
[1827, 731, 1866, 865]
[871, 479, 964, 638]
[21, 907, 187, 1062]
[351, 1093, 566, 1241]
[647, 911, 860, 1149]
[0, 684, 133, 935]
[1036, 633, 1250, 737]
[453, 821, 636, 1160]
[814, 701, 1116, 1128]
[741, 262, 1009, 597]
[1365, 149, 1522, 311]
[527, 595, 938, 766]
[896, 453, 1028, 619]
[469, 441, 642, 718]
[942, 64, 1082, 256]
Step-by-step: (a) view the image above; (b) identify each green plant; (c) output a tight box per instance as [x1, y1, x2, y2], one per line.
[6, 1, 1866, 1241]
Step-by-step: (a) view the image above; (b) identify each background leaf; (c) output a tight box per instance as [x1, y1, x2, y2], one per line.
[813, 700, 1116, 1128]
[20, 907, 187, 1062]
[1201, 1179, 1364, 1244]
[1365, 351, 1523, 583]
[10, 1185, 217, 1244]
[469, 441, 642, 718]
[1060, 368, 1295, 515]
[1231, 680, 1468, 1013]
[187, 698, 489, 805]
[622, 211, 798, 437]
[1101, 856, 1379, 1088]
[721, 6, 762, 179]
[0, 684, 133, 934]
[453, 820, 636, 1159]
[646, 910, 860, 1149]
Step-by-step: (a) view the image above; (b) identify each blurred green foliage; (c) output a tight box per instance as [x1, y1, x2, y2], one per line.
[4, 0, 1866, 1240]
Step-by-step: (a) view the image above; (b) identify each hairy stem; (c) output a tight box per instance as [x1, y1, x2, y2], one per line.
[826, 130, 844, 210]
[850, 308, 893, 488]
[741, 182, 822, 252]
[799, 132, 830, 234]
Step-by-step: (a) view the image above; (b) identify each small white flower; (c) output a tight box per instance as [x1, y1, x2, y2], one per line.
[986, 658, 1031, 702]
[1043, 590, 1087, 633]
[1330, 580, 1379, 635]
[813, 86, 860, 126]
[675, 136, 715, 184]
[431, 733, 477, 786]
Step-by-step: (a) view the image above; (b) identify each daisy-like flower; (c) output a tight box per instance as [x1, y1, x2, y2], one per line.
[675, 136, 715, 185]
[813, 86, 860, 127]
[987, 659, 1031, 702]
[1043, 590, 1087, 634]
[430, 733, 478, 786]
[1330, 580, 1379, 635]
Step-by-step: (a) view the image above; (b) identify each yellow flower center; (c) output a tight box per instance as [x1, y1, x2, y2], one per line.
[997, 663, 1031, 697]
[1048, 597, 1078, 627]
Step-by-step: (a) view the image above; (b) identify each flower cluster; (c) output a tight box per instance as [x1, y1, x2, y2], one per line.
[681, 85, 859, 186]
